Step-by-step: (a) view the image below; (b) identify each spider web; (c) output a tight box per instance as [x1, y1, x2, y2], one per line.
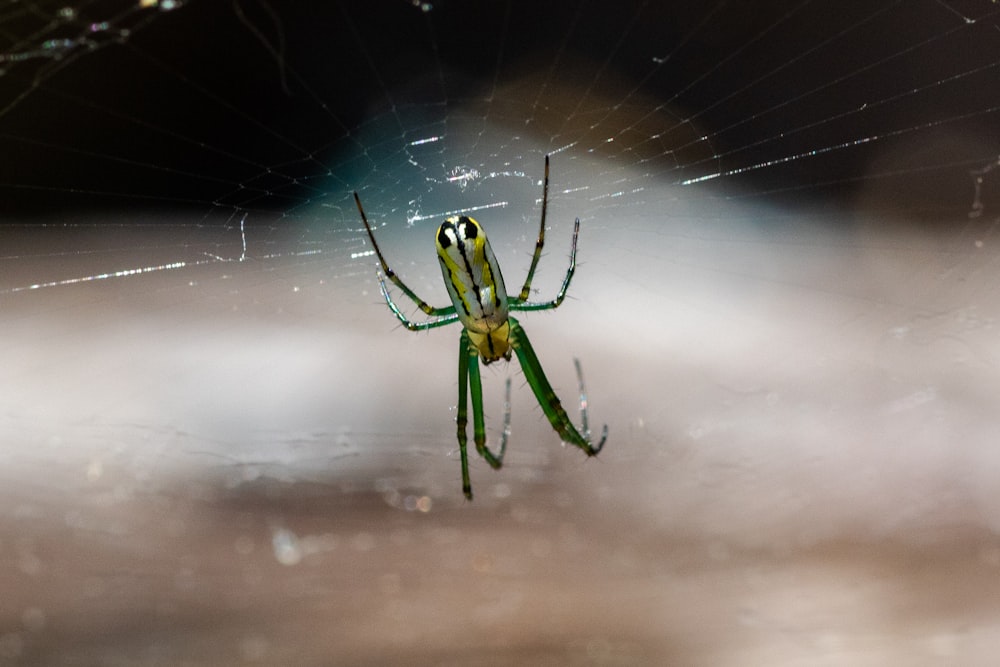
[3, 1, 1000, 661]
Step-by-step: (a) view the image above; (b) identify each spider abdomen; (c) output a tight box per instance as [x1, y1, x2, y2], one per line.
[436, 216, 510, 334]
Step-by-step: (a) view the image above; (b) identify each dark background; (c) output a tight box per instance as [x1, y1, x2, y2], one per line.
[3, 0, 999, 220]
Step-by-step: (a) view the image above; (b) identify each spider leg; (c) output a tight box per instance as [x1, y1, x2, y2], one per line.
[466, 336, 506, 470]
[499, 376, 512, 462]
[457, 331, 473, 499]
[573, 357, 596, 441]
[515, 154, 550, 303]
[375, 270, 459, 331]
[509, 217, 579, 312]
[508, 316, 607, 455]
[456, 330, 510, 500]
[354, 191, 455, 319]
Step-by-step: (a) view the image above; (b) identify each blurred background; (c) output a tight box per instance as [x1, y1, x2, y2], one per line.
[2, 0, 1000, 664]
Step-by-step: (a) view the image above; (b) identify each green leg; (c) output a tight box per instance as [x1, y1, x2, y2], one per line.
[457, 331, 473, 499]
[457, 330, 509, 500]
[508, 316, 608, 455]
[376, 270, 460, 331]
[355, 191, 458, 321]
[467, 341, 505, 469]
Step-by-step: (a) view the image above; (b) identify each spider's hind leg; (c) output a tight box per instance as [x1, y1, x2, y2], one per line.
[508, 316, 607, 456]
[457, 331, 511, 500]
[466, 344, 507, 470]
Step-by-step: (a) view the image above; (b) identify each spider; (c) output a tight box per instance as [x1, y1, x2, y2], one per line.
[354, 155, 607, 500]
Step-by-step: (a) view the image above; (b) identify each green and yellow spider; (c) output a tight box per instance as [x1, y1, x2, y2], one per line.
[354, 155, 607, 499]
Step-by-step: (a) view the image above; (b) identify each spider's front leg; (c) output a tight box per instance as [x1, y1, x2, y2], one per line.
[355, 191, 460, 328]
[456, 329, 509, 500]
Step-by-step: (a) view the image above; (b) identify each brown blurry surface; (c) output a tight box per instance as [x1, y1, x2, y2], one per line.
[6, 466, 1000, 666]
